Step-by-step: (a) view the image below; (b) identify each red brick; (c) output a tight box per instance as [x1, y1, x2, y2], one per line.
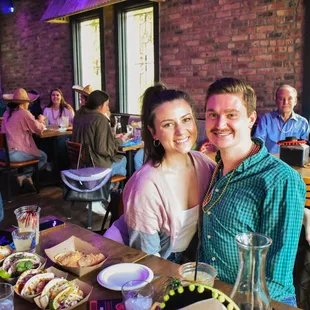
[232, 35, 248, 41]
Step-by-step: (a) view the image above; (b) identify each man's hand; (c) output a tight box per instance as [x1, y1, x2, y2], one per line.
[116, 133, 129, 143]
[303, 208, 310, 244]
[38, 114, 45, 123]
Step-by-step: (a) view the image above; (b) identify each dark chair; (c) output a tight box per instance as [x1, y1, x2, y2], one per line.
[0, 133, 40, 202]
[64, 140, 126, 230]
[293, 176, 310, 309]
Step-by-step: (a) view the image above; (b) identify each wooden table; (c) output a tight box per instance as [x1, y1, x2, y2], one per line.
[7, 221, 300, 310]
[120, 142, 143, 177]
[40, 129, 73, 139]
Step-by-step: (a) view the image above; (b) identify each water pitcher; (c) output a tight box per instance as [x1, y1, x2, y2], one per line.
[231, 232, 272, 310]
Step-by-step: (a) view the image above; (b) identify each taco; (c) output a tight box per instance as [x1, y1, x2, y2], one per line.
[0, 245, 13, 262]
[51, 285, 84, 309]
[3, 252, 40, 273]
[15, 269, 44, 294]
[39, 278, 70, 309]
[7, 258, 41, 278]
[21, 272, 55, 297]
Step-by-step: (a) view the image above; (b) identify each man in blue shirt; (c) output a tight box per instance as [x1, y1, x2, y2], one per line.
[254, 84, 309, 153]
[201, 78, 305, 307]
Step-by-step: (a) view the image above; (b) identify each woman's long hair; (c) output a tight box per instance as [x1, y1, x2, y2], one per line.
[7, 102, 20, 119]
[142, 83, 197, 167]
[47, 88, 74, 118]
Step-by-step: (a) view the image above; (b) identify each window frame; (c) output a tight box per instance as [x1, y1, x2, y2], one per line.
[71, 9, 105, 109]
[115, 0, 159, 113]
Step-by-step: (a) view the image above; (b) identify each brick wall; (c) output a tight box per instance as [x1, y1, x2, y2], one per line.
[0, 0, 73, 108]
[159, 0, 304, 117]
[0, 0, 305, 117]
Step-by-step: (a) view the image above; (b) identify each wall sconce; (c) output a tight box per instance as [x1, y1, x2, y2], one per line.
[1, 0, 14, 14]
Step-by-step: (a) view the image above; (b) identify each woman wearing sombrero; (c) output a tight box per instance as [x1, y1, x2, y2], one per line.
[1, 88, 47, 192]
[72, 84, 92, 107]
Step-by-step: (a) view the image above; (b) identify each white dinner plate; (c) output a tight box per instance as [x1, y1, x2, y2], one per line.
[97, 263, 154, 291]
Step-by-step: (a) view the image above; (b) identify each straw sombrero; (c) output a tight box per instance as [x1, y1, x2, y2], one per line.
[3, 88, 39, 103]
[72, 84, 93, 96]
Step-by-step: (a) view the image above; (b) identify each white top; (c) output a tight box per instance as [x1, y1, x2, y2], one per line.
[43, 107, 74, 126]
[172, 205, 199, 253]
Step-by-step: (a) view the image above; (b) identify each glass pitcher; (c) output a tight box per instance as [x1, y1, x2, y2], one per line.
[114, 116, 122, 134]
[231, 232, 272, 310]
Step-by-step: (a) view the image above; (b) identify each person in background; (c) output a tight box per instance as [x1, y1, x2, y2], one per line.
[133, 148, 144, 171]
[72, 90, 128, 215]
[28, 90, 43, 119]
[0, 88, 6, 117]
[1, 88, 47, 192]
[108, 84, 215, 262]
[43, 88, 74, 127]
[201, 77, 305, 306]
[254, 84, 309, 154]
[42, 88, 74, 171]
[72, 84, 92, 107]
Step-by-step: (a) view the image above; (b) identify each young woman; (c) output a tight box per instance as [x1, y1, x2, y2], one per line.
[43, 88, 74, 127]
[106, 84, 215, 262]
[1, 88, 47, 192]
[42, 88, 74, 171]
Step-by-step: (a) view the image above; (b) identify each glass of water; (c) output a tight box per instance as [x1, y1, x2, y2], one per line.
[0, 283, 14, 310]
[12, 229, 35, 252]
[122, 280, 153, 310]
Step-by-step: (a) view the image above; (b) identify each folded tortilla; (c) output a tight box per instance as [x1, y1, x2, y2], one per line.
[15, 269, 44, 294]
[39, 278, 70, 309]
[52, 285, 83, 309]
[21, 272, 55, 297]
[3, 252, 40, 272]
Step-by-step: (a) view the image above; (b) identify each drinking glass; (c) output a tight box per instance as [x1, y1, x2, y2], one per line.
[122, 280, 153, 310]
[178, 262, 217, 287]
[0, 283, 14, 310]
[115, 116, 122, 134]
[12, 229, 35, 252]
[14, 205, 41, 245]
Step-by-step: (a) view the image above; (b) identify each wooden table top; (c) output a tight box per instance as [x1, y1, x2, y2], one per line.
[40, 128, 73, 138]
[6, 220, 300, 310]
[120, 142, 143, 152]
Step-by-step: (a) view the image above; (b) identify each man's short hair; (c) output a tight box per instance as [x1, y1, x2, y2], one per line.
[275, 84, 297, 99]
[206, 77, 256, 116]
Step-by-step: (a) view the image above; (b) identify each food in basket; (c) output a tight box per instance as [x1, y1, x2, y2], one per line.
[0, 245, 13, 261]
[39, 278, 84, 309]
[55, 250, 105, 267]
[15, 269, 55, 297]
[1, 252, 41, 278]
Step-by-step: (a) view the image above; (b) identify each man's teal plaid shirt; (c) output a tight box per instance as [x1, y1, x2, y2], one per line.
[201, 138, 305, 301]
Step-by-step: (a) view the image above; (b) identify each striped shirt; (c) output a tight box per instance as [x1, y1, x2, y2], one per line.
[201, 138, 305, 301]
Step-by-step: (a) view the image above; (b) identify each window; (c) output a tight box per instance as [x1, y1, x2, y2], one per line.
[117, 2, 159, 114]
[72, 11, 103, 109]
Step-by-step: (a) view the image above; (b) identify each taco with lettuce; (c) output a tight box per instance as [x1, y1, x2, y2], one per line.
[15, 269, 44, 294]
[2, 252, 41, 278]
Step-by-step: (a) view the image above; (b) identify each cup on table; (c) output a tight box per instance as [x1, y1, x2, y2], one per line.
[121, 280, 153, 310]
[12, 228, 35, 252]
[178, 262, 217, 287]
[0, 283, 14, 310]
[14, 205, 41, 245]
[43, 117, 48, 127]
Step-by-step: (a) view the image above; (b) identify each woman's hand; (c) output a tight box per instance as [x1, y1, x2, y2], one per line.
[38, 114, 45, 123]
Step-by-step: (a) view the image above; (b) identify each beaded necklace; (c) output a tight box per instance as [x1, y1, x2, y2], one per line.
[275, 117, 294, 134]
[51, 108, 60, 120]
[202, 142, 260, 214]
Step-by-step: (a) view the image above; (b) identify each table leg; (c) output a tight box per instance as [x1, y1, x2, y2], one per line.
[126, 150, 133, 177]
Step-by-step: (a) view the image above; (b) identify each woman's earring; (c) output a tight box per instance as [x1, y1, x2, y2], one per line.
[153, 140, 161, 147]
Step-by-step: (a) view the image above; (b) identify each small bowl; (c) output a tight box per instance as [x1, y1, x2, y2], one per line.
[178, 262, 217, 287]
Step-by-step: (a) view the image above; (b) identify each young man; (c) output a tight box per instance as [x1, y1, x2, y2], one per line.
[254, 84, 309, 154]
[201, 78, 305, 306]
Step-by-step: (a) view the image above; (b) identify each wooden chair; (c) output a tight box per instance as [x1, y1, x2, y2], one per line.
[64, 140, 127, 229]
[0, 133, 40, 202]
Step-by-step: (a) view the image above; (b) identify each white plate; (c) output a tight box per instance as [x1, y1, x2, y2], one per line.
[97, 263, 154, 291]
